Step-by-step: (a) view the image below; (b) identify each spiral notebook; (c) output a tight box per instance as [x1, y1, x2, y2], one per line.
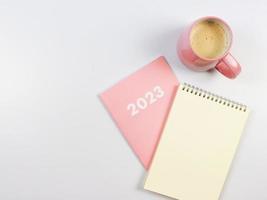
[144, 83, 250, 200]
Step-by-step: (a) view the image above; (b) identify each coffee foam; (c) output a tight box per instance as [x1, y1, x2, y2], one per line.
[190, 20, 230, 59]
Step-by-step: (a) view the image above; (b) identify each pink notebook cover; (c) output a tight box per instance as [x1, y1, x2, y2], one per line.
[100, 56, 179, 169]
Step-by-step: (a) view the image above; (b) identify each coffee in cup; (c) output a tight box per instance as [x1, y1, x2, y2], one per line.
[190, 19, 230, 59]
[177, 17, 241, 79]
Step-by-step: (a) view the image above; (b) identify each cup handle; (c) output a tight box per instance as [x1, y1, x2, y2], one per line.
[215, 53, 241, 79]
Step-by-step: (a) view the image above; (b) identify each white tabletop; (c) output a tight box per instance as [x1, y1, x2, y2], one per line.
[0, 0, 266, 199]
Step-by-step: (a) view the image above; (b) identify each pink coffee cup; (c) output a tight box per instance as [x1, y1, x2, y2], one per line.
[177, 16, 241, 79]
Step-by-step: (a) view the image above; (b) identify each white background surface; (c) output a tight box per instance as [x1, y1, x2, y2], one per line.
[0, 0, 266, 199]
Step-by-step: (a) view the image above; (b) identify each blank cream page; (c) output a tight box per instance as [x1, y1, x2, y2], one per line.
[144, 83, 250, 200]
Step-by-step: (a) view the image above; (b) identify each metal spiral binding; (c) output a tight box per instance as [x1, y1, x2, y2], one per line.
[181, 83, 247, 112]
